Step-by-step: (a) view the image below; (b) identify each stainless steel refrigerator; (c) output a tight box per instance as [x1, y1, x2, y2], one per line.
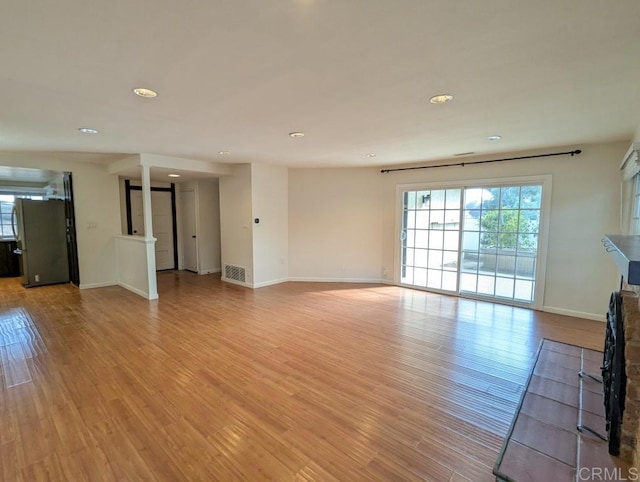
[12, 198, 70, 287]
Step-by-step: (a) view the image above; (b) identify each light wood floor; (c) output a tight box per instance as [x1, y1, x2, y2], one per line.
[0, 272, 606, 481]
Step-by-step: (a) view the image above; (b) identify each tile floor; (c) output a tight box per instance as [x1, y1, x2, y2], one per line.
[494, 340, 630, 481]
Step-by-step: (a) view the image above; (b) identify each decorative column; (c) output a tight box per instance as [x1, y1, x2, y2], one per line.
[141, 164, 158, 299]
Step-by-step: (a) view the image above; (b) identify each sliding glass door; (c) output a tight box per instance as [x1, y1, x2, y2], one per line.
[400, 181, 546, 306]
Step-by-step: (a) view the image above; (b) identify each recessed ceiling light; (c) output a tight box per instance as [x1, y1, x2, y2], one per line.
[366, 153, 376, 158]
[218, 151, 230, 155]
[168, 174, 181, 178]
[78, 127, 98, 134]
[133, 87, 158, 98]
[429, 94, 453, 104]
[289, 132, 305, 138]
[488, 135, 502, 141]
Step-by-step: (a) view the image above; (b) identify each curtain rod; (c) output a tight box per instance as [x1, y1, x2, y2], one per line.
[380, 149, 582, 174]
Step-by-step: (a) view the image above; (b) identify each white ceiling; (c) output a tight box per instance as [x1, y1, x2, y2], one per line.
[1, 0, 639, 170]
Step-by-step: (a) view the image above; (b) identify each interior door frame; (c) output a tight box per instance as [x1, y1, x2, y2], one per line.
[394, 174, 552, 310]
[125, 180, 179, 270]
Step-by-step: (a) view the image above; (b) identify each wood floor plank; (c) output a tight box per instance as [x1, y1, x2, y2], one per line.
[0, 272, 606, 481]
[294, 460, 342, 481]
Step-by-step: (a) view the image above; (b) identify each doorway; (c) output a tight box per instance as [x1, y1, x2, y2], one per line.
[124, 181, 178, 271]
[399, 178, 550, 307]
[0, 168, 79, 286]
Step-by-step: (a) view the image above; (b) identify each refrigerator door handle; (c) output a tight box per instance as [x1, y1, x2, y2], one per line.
[11, 206, 17, 239]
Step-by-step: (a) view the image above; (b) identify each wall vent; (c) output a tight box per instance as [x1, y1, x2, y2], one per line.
[224, 264, 246, 283]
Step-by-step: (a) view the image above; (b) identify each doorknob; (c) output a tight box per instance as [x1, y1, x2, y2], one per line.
[191, 235, 196, 238]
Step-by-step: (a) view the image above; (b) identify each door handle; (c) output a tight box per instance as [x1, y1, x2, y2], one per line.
[191, 235, 196, 238]
[11, 207, 17, 239]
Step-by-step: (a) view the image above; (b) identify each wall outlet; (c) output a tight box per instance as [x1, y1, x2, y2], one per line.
[34, 274, 40, 282]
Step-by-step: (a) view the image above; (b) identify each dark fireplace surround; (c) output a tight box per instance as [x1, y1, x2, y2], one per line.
[603, 291, 626, 456]
[603, 235, 640, 464]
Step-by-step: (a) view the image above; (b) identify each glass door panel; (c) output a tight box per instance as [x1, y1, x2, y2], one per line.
[401, 188, 461, 292]
[460, 184, 542, 303]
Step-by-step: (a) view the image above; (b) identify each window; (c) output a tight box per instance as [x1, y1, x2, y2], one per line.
[633, 173, 640, 235]
[0, 194, 44, 239]
[0, 195, 16, 238]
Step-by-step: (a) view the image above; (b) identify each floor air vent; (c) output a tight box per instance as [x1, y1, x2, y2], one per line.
[224, 264, 246, 283]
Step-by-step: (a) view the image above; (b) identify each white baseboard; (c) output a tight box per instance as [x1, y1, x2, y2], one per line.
[223, 276, 385, 289]
[287, 277, 386, 284]
[117, 281, 158, 300]
[198, 268, 221, 275]
[221, 277, 252, 288]
[79, 281, 117, 290]
[542, 306, 605, 322]
[253, 278, 289, 288]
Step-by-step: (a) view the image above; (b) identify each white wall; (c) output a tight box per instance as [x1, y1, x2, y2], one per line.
[219, 164, 254, 285]
[289, 142, 627, 320]
[219, 163, 287, 287]
[289, 168, 384, 282]
[251, 164, 288, 287]
[0, 152, 121, 288]
[196, 179, 221, 274]
[114, 235, 157, 299]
